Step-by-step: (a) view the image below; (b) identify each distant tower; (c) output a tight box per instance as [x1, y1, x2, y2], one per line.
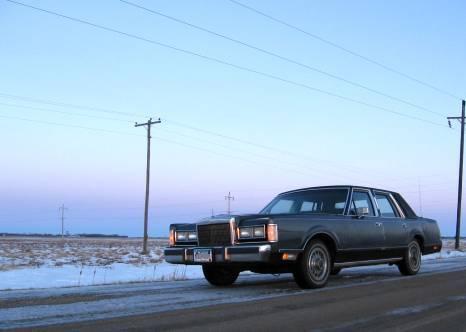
[225, 192, 235, 215]
[59, 204, 68, 238]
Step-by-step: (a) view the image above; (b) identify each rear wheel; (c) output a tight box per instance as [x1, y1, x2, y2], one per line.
[202, 265, 239, 286]
[398, 240, 422, 276]
[293, 239, 331, 289]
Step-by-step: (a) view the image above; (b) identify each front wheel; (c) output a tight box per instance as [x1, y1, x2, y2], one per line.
[202, 265, 239, 286]
[293, 239, 331, 289]
[398, 240, 422, 276]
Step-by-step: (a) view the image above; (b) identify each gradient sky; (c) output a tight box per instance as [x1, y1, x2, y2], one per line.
[1, 0, 465, 237]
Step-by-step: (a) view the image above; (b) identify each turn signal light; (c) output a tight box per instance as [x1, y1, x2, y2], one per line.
[282, 253, 297, 261]
[267, 224, 278, 242]
[169, 229, 175, 246]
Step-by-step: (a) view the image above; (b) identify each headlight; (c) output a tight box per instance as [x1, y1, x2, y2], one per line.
[238, 226, 265, 239]
[175, 231, 197, 242]
[188, 232, 198, 240]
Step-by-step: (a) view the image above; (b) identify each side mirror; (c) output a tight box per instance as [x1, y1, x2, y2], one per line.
[356, 207, 369, 217]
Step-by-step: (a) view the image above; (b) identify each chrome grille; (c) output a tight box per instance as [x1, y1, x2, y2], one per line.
[197, 223, 231, 247]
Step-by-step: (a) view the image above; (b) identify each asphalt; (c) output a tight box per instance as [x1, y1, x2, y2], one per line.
[2, 257, 466, 331]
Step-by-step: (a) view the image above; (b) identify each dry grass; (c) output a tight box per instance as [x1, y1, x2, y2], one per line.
[0, 237, 167, 271]
[441, 238, 465, 251]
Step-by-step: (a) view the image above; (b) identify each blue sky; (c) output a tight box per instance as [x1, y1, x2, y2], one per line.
[0, 0, 465, 237]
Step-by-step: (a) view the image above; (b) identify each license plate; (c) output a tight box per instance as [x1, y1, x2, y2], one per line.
[194, 249, 213, 263]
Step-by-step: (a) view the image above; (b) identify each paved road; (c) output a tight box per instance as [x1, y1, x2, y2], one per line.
[1, 257, 466, 331]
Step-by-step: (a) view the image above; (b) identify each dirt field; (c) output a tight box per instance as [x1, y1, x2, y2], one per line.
[0, 236, 463, 272]
[0, 237, 167, 271]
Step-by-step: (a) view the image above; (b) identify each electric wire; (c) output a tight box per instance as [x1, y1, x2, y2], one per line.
[4, 0, 448, 129]
[0, 92, 448, 185]
[228, 0, 463, 101]
[0, 114, 143, 137]
[0, 101, 133, 123]
[120, 0, 445, 118]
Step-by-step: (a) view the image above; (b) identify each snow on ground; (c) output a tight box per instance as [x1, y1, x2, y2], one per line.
[423, 239, 466, 260]
[0, 237, 165, 271]
[0, 262, 203, 290]
[0, 237, 464, 290]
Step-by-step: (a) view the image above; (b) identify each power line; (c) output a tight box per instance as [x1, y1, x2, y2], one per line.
[0, 101, 351, 180]
[0, 92, 145, 118]
[120, 0, 445, 118]
[157, 126, 358, 180]
[0, 91, 451, 185]
[4, 0, 448, 129]
[0, 113, 143, 137]
[228, 0, 463, 101]
[0, 101, 133, 123]
[0, 99, 376, 180]
[0, 112, 346, 181]
[0, 91, 449, 184]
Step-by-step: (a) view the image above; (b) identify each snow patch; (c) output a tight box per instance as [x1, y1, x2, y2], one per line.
[0, 262, 203, 290]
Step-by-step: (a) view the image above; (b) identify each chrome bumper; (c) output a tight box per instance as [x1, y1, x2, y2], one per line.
[164, 244, 272, 264]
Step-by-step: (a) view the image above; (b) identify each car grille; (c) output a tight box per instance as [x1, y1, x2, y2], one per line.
[197, 223, 231, 247]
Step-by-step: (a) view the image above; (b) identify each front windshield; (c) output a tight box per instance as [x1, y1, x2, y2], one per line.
[260, 189, 349, 215]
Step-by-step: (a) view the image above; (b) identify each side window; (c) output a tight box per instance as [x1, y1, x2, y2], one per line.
[350, 191, 376, 216]
[375, 194, 398, 218]
[269, 199, 294, 214]
[300, 201, 317, 212]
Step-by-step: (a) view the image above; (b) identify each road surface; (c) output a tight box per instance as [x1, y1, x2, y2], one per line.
[1, 256, 466, 331]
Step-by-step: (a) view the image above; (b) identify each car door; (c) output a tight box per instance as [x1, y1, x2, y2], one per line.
[342, 188, 386, 261]
[374, 191, 409, 258]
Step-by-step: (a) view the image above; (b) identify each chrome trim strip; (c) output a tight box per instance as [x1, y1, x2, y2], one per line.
[229, 217, 236, 245]
[334, 257, 403, 268]
[225, 244, 272, 251]
[278, 249, 304, 253]
[389, 193, 406, 219]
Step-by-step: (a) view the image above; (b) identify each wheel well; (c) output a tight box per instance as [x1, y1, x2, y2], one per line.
[414, 235, 425, 253]
[303, 233, 337, 262]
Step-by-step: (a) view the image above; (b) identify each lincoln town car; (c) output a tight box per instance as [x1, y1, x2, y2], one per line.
[164, 186, 442, 288]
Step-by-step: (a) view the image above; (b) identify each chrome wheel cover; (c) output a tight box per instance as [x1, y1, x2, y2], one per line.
[308, 246, 329, 282]
[408, 242, 421, 271]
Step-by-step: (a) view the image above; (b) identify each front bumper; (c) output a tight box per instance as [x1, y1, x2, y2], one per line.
[164, 244, 272, 264]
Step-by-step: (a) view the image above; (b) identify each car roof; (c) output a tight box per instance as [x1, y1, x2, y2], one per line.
[279, 185, 399, 196]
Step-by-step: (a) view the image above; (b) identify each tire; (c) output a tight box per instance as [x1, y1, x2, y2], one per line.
[330, 267, 342, 276]
[398, 240, 422, 276]
[202, 265, 239, 286]
[293, 239, 331, 289]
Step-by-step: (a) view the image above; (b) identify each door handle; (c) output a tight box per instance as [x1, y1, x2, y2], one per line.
[402, 223, 408, 229]
[375, 222, 383, 227]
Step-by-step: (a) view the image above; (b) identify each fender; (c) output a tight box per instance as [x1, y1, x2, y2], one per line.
[301, 226, 341, 251]
[408, 228, 425, 247]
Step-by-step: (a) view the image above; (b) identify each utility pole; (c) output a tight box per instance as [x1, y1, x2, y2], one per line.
[225, 192, 235, 215]
[58, 204, 67, 238]
[135, 118, 161, 254]
[448, 100, 465, 250]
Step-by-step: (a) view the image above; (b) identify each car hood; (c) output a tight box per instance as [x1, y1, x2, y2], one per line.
[197, 213, 270, 225]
